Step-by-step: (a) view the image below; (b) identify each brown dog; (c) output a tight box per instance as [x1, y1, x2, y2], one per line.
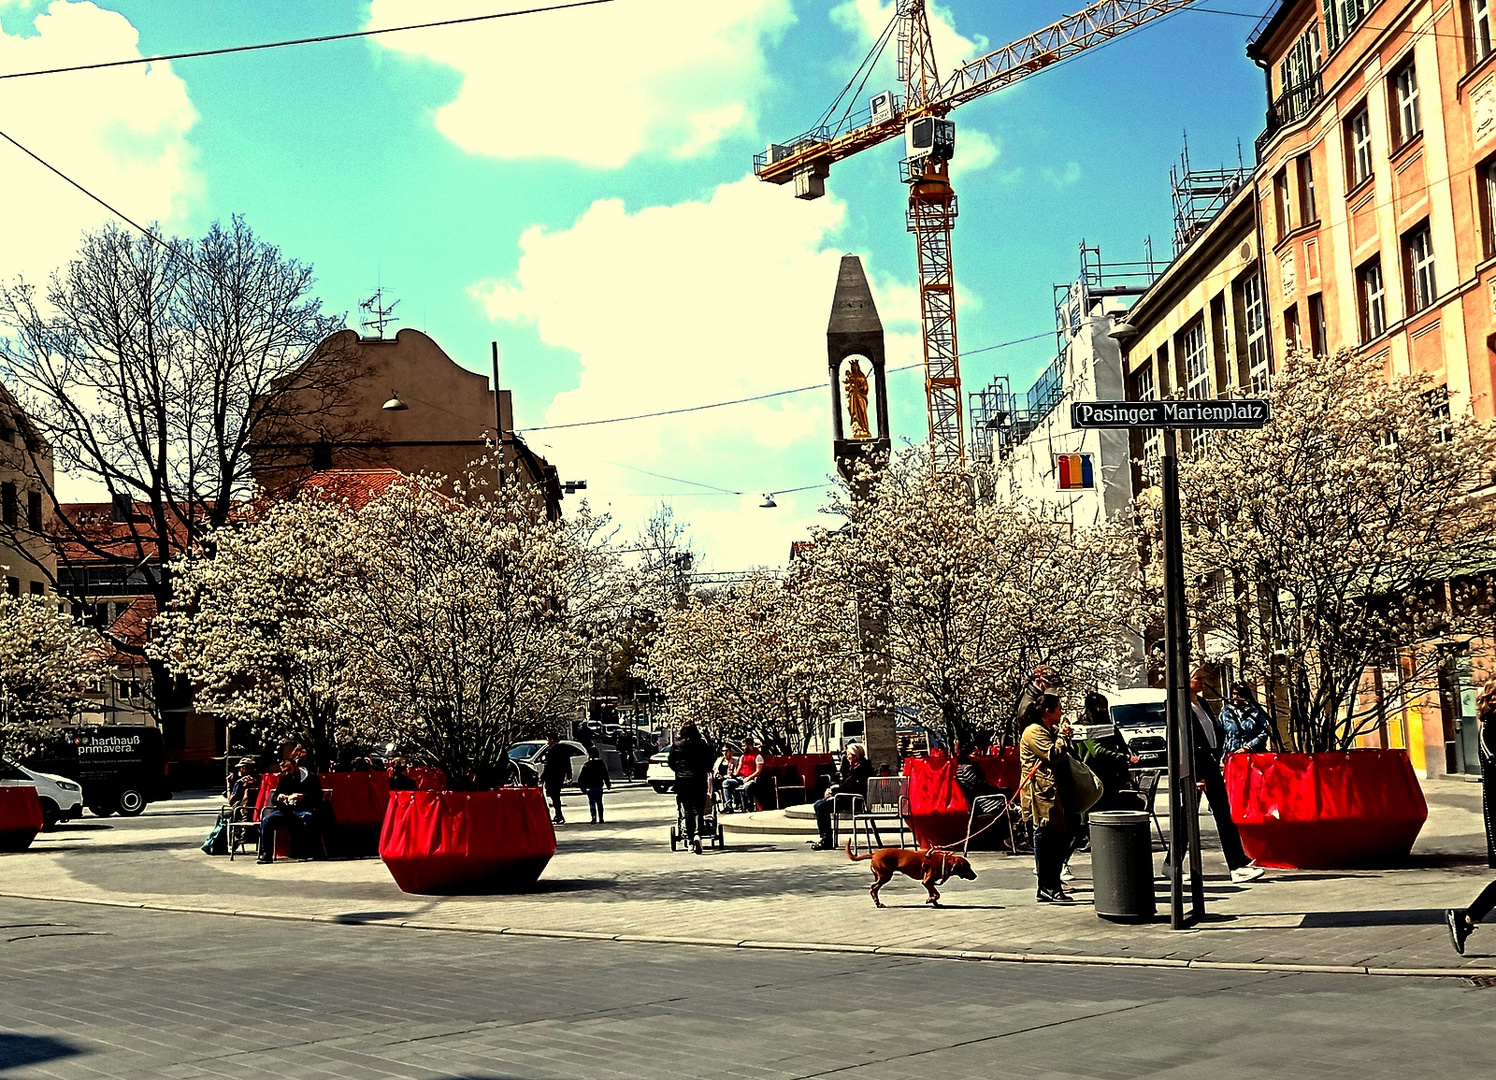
[845, 841, 976, 907]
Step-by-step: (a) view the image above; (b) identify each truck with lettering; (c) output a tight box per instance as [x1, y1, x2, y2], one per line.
[27, 727, 172, 817]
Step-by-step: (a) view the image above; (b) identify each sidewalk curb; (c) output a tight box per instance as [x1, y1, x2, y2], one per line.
[5, 890, 1492, 980]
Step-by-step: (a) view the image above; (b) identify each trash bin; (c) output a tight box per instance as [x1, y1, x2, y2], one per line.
[1089, 809, 1156, 922]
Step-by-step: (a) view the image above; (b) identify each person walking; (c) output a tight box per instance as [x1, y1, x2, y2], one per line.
[1477, 681, 1496, 870]
[1064, 691, 1142, 883]
[539, 735, 572, 825]
[1187, 669, 1264, 884]
[577, 746, 612, 824]
[1019, 693, 1075, 903]
[615, 727, 636, 782]
[667, 720, 714, 854]
[1219, 682, 1274, 756]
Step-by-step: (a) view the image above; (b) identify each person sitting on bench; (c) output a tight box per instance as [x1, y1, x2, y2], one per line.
[809, 742, 873, 850]
[257, 754, 324, 864]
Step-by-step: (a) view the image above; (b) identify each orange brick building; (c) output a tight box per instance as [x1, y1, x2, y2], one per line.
[1119, 0, 1496, 776]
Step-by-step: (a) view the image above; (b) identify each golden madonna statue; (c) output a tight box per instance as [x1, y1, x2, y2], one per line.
[844, 359, 871, 440]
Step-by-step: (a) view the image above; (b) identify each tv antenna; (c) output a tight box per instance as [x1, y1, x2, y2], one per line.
[359, 287, 400, 339]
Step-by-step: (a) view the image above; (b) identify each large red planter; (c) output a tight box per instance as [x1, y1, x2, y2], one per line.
[0, 783, 45, 853]
[757, 754, 837, 808]
[251, 771, 391, 857]
[379, 788, 556, 894]
[903, 750, 1019, 850]
[1224, 749, 1429, 869]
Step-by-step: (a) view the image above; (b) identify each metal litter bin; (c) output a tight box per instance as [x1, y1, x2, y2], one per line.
[1089, 809, 1156, 922]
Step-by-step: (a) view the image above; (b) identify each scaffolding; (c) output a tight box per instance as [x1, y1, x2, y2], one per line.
[1171, 134, 1249, 254]
[970, 241, 1158, 462]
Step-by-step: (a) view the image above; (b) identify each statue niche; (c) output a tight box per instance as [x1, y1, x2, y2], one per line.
[844, 357, 874, 440]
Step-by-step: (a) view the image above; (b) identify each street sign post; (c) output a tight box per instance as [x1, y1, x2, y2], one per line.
[1073, 398, 1271, 930]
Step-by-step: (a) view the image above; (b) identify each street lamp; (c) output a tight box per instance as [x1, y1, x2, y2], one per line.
[381, 390, 409, 412]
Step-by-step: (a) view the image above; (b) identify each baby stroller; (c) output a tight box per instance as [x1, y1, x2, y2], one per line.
[670, 789, 725, 851]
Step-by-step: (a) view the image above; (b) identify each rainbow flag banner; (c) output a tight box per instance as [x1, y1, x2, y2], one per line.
[1055, 452, 1095, 490]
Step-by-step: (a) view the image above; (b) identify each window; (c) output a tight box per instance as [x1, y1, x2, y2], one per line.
[26, 491, 41, 532]
[1238, 273, 1271, 395]
[1130, 361, 1161, 479]
[1, 481, 15, 528]
[5, 577, 18, 598]
[1347, 107, 1373, 188]
[1475, 0, 1493, 65]
[1274, 168, 1292, 240]
[1284, 305, 1302, 353]
[1424, 385, 1453, 442]
[1324, 0, 1376, 53]
[1482, 158, 1496, 257]
[1404, 223, 1437, 312]
[1390, 59, 1422, 148]
[1277, 25, 1323, 120]
[1309, 294, 1327, 356]
[28, 581, 43, 596]
[1182, 320, 1210, 398]
[1359, 258, 1387, 340]
[1298, 153, 1318, 224]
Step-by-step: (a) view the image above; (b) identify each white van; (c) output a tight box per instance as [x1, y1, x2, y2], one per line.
[1100, 687, 1168, 769]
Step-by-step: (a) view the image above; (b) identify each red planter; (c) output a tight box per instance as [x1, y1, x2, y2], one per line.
[758, 754, 837, 808]
[379, 788, 556, 894]
[1224, 749, 1429, 869]
[0, 783, 45, 853]
[252, 771, 391, 857]
[903, 750, 1022, 850]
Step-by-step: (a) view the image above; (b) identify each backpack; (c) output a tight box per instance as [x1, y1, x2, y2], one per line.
[201, 820, 228, 856]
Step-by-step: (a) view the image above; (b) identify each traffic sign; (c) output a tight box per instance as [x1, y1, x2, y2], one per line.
[1070, 399, 1270, 429]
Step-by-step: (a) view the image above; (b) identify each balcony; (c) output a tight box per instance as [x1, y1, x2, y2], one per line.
[1256, 73, 1322, 157]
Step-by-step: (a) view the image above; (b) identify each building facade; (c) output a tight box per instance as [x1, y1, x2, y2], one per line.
[1114, 0, 1496, 777]
[250, 328, 563, 516]
[0, 382, 55, 598]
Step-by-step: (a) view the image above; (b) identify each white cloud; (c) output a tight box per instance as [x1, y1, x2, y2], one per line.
[365, 0, 794, 168]
[830, 0, 988, 74]
[0, 1, 202, 287]
[474, 175, 923, 570]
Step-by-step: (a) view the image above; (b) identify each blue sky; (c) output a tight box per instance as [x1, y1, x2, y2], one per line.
[0, 0, 1270, 568]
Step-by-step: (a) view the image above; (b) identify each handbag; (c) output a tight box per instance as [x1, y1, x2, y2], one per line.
[1060, 754, 1105, 816]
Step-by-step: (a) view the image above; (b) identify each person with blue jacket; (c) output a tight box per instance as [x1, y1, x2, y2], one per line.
[1219, 682, 1274, 756]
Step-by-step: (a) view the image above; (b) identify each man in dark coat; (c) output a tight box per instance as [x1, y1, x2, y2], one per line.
[667, 720, 714, 854]
[1187, 669, 1263, 884]
[257, 757, 324, 864]
[540, 735, 573, 825]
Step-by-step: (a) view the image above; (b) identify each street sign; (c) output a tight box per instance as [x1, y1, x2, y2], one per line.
[1070, 399, 1270, 429]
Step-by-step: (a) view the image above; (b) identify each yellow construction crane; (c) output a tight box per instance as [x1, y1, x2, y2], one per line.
[756, 0, 1199, 470]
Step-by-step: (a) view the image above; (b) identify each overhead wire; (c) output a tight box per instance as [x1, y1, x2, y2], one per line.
[0, 0, 621, 82]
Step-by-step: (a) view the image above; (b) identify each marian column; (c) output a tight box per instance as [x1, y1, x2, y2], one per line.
[826, 255, 896, 772]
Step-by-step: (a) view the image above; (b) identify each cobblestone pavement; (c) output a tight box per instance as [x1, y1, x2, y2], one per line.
[1, 897, 1492, 1080]
[3, 780, 1495, 976]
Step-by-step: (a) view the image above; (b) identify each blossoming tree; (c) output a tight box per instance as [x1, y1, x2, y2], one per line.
[0, 594, 97, 760]
[801, 450, 1140, 749]
[642, 571, 859, 753]
[151, 495, 369, 769]
[1172, 348, 1496, 752]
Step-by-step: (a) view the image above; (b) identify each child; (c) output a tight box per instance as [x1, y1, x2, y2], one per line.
[577, 746, 612, 824]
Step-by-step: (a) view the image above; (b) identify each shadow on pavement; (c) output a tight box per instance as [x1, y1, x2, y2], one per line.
[0, 1033, 83, 1070]
[1300, 908, 1445, 928]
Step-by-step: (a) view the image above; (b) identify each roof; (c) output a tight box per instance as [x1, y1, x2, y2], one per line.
[54, 502, 198, 565]
[271, 468, 407, 511]
[90, 597, 156, 666]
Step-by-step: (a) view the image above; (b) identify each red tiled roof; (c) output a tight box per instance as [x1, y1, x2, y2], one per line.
[268, 468, 407, 511]
[55, 502, 199, 564]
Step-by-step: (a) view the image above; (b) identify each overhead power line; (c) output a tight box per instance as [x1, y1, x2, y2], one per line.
[517, 330, 1055, 433]
[0, 0, 619, 82]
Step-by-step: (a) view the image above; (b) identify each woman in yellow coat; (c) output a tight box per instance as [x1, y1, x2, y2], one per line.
[1019, 692, 1074, 903]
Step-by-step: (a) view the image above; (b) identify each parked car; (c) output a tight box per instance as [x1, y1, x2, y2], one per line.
[645, 752, 674, 794]
[27, 726, 170, 817]
[505, 740, 590, 787]
[1106, 687, 1168, 769]
[0, 758, 84, 828]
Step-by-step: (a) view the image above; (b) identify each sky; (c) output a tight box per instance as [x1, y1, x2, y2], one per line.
[0, 0, 1271, 571]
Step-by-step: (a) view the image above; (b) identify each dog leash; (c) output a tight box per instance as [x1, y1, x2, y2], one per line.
[928, 813, 1004, 855]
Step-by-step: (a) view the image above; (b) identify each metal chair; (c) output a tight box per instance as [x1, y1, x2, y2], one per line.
[962, 791, 1020, 854]
[1135, 768, 1168, 851]
[851, 776, 909, 854]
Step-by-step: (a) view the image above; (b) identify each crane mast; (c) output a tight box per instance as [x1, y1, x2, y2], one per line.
[756, 0, 1198, 472]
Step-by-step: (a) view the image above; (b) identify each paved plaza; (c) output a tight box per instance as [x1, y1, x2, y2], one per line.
[5, 780, 1496, 1078]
